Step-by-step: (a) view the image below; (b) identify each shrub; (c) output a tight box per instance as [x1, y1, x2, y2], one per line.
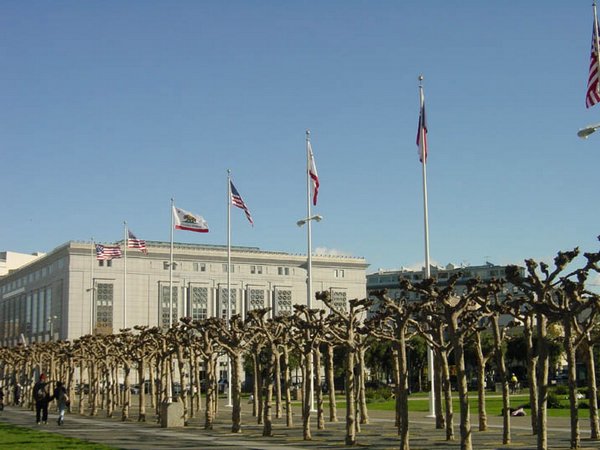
[547, 392, 567, 409]
[554, 385, 568, 396]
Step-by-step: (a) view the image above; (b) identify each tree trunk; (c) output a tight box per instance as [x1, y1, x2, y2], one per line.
[326, 343, 338, 422]
[283, 346, 293, 427]
[536, 313, 549, 450]
[231, 352, 243, 433]
[121, 363, 131, 421]
[397, 328, 410, 450]
[345, 348, 357, 446]
[274, 350, 282, 419]
[524, 319, 538, 435]
[302, 351, 313, 440]
[585, 340, 600, 440]
[491, 315, 510, 444]
[315, 345, 325, 430]
[138, 358, 146, 422]
[262, 351, 275, 437]
[204, 355, 217, 430]
[564, 322, 579, 449]
[473, 331, 488, 431]
[357, 346, 369, 425]
[440, 349, 454, 441]
[450, 324, 472, 450]
[252, 351, 259, 418]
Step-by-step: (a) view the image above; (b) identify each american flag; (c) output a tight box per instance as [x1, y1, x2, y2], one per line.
[416, 91, 428, 163]
[230, 181, 254, 225]
[127, 230, 147, 255]
[308, 141, 319, 206]
[96, 244, 122, 260]
[586, 5, 600, 108]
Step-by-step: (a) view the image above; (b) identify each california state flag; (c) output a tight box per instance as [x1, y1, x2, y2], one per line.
[172, 206, 209, 233]
[308, 142, 319, 206]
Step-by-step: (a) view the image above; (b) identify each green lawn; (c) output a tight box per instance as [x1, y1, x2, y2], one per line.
[349, 392, 592, 418]
[0, 423, 115, 449]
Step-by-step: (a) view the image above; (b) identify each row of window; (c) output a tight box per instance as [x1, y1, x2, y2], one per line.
[0, 258, 66, 295]
[95, 260, 348, 278]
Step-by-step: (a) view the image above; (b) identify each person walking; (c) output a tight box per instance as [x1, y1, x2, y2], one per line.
[53, 381, 69, 426]
[0, 386, 5, 411]
[33, 374, 51, 424]
[13, 383, 21, 406]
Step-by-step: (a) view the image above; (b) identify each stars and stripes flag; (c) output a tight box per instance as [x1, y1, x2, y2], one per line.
[173, 206, 209, 233]
[586, 3, 600, 108]
[416, 89, 428, 163]
[308, 141, 320, 205]
[96, 244, 122, 260]
[127, 230, 148, 255]
[230, 181, 254, 225]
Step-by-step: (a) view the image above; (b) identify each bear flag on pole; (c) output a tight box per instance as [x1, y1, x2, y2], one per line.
[172, 206, 209, 233]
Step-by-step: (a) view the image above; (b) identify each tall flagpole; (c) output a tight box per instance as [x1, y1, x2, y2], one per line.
[169, 198, 174, 329]
[90, 238, 95, 335]
[418, 75, 435, 418]
[123, 221, 128, 330]
[226, 169, 233, 407]
[306, 130, 316, 413]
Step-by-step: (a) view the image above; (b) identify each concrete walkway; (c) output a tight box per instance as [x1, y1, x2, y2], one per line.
[0, 401, 597, 449]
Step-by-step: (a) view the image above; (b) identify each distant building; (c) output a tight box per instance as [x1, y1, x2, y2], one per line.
[367, 262, 525, 319]
[0, 251, 45, 276]
[0, 241, 368, 347]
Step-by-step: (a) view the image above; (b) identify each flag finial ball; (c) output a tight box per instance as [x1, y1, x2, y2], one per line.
[418, 74, 424, 81]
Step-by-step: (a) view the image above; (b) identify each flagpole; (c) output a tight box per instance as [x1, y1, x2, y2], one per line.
[90, 238, 95, 335]
[418, 75, 435, 418]
[306, 129, 316, 413]
[226, 169, 233, 408]
[169, 198, 174, 329]
[123, 221, 128, 330]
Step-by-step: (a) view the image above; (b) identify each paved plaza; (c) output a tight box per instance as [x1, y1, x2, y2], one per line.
[0, 400, 597, 449]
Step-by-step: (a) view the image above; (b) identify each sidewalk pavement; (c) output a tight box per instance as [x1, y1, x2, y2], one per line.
[0, 401, 598, 449]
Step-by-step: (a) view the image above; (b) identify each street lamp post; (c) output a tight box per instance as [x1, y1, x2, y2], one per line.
[47, 315, 58, 341]
[577, 122, 600, 139]
[297, 213, 323, 413]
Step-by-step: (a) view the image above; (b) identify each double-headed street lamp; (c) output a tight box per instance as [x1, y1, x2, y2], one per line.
[577, 122, 600, 139]
[296, 214, 323, 228]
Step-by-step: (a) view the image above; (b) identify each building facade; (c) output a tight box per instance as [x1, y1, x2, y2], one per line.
[367, 262, 525, 318]
[0, 241, 368, 346]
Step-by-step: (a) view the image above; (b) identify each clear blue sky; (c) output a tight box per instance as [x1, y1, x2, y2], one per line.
[2, 1, 599, 274]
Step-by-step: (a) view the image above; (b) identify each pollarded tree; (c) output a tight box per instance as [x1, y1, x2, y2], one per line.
[211, 314, 257, 433]
[368, 289, 420, 450]
[316, 292, 373, 446]
[181, 317, 222, 430]
[407, 275, 492, 450]
[506, 246, 600, 450]
[291, 305, 328, 441]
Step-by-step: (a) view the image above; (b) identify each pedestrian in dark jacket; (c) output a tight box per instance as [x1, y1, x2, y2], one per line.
[32, 373, 51, 424]
[13, 383, 22, 406]
[53, 381, 69, 425]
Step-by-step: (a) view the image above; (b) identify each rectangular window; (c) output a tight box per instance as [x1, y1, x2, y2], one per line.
[193, 262, 207, 272]
[330, 290, 347, 313]
[248, 289, 265, 310]
[107, 260, 112, 267]
[274, 289, 292, 316]
[161, 285, 178, 328]
[218, 288, 237, 318]
[96, 283, 114, 334]
[335, 269, 345, 278]
[250, 265, 263, 275]
[98, 260, 104, 267]
[190, 286, 208, 320]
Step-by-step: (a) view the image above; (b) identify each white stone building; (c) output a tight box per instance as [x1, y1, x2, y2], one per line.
[0, 240, 368, 346]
